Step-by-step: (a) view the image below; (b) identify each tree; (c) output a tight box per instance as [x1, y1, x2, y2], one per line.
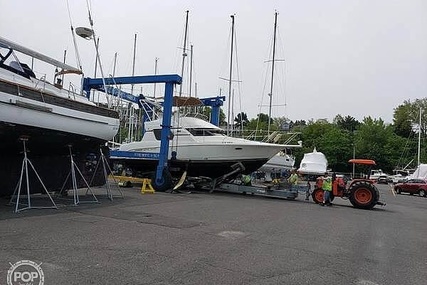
[333, 115, 360, 132]
[393, 102, 413, 138]
[197, 106, 226, 126]
[234, 112, 249, 128]
[353, 116, 408, 172]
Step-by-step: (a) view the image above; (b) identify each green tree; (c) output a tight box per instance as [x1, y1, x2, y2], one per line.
[234, 112, 249, 128]
[393, 102, 413, 137]
[354, 117, 404, 172]
[333, 115, 360, 132]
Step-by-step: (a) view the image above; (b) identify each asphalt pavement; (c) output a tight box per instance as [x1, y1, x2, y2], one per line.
[0, 183, 426, 285]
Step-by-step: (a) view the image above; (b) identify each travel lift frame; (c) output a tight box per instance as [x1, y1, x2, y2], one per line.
[83, 75, 304, 200]
[83, 74, 181, 191]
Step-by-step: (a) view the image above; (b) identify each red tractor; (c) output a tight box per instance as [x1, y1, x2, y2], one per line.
[311, 159, 385, 209]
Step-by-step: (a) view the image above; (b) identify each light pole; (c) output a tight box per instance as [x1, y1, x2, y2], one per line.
[352, 143, 356, 179]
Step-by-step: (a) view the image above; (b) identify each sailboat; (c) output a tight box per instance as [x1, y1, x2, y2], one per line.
[0, 36, 119, 196]
[257, 12, 302, 179]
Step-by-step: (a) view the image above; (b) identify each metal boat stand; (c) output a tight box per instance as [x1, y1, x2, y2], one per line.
[9, 137, 58, 213]
[58, 145, 98, 205]
[88, 147, 123, 201]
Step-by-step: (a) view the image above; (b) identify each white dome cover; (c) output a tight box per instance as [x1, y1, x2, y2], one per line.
[298, 148, 328, 175]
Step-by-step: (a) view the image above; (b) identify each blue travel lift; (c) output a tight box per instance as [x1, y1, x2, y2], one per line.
[83, 74, 181, 191]
[83, 75, 306, 199]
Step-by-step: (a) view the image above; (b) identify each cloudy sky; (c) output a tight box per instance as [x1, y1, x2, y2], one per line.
[1, 0, 426, 124]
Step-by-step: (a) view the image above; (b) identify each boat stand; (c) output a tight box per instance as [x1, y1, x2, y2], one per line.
[88, 147, 123, 200]
[59, 145, 98, 205]
[9, 137, 58, 213]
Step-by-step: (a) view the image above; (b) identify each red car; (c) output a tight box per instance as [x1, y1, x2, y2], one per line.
[394, 178, 427, 197]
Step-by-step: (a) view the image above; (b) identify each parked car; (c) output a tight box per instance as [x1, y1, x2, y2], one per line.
[377, 175, 391, 184]
[394, 178, 427, 197]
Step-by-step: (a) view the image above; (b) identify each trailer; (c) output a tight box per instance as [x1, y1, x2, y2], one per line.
[214, 181, 307, 200]
[193, 163, 311, 200]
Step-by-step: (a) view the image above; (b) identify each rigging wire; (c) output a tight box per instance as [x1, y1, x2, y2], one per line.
[66, 0, 83, 72]
[233, 28, 244, 135]
[85, 0, 110, 107]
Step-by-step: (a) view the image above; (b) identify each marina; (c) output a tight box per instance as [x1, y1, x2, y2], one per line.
[1, 1, 426, 284]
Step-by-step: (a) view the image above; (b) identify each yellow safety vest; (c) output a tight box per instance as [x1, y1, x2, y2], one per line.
[288, 173, 298, 185]
[322, 177, 332, 191]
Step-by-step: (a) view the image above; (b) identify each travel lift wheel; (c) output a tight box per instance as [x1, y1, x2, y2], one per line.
[348, 181, 379, 210]
[150, 169, 173, 192]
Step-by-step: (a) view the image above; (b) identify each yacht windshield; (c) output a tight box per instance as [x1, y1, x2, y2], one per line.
[0, 45, 35, 78]
[0, 46, 23, 72]
[186, 128, 224, 136]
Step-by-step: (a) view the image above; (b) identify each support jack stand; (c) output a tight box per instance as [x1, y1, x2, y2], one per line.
[89, 147, 123, 200]
[9, 137, 57, 213]
[59, 145, 98, 205]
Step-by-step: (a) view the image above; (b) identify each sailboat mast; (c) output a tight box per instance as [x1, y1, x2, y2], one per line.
[268, 11, 278, 135]
[179, 10, 189, 97]
[61, 49, 67, 84]
[154, 57, 159, 98]
[131, 33, 137, 94]
[128, 33, 137, 142]
[227, 14, 235, 136]
[189, 44, 193, 97]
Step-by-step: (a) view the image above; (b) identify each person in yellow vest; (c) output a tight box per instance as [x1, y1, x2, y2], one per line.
[287, 169, 299, 191]
[321, 172, 333, 206]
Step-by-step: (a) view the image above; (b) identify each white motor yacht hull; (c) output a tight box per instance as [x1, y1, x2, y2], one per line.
[111, 116, 286, 179]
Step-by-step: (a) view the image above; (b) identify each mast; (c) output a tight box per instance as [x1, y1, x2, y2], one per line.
[61, 49, 67, 84]
[179, 10, 189, 97]
[268, 11, 278, 135]
[112, 52, 118, 77]
[227, 14, 235, 136]
[153, 57, 159, 98]
[128, 33, 137, 142]
[131, 33, 137, 95]
[189, 44, 193, 97]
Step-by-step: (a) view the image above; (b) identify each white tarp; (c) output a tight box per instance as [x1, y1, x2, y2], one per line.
[407, 164, 427, 179]
[297, 148, 328, 175]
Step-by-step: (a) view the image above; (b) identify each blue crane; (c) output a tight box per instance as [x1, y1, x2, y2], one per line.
[82, 74, 181, 190]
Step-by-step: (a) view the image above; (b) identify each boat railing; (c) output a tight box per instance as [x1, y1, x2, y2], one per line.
[182, 112, 209, 122]
[67, 82, 77, 100]
[34, 74, 47, 91]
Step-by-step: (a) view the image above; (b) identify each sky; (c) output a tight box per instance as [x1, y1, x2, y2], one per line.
[1, 0, 426, 124]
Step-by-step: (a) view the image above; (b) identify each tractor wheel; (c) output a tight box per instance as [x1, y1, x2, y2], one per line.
[311, 188, 324, 204]
[419, 189, 426, 197]
[349, 181, 379, 209]
[150, 169, 173, 192]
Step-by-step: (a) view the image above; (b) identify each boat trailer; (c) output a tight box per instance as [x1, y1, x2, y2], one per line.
[204, 163, 310, 200]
